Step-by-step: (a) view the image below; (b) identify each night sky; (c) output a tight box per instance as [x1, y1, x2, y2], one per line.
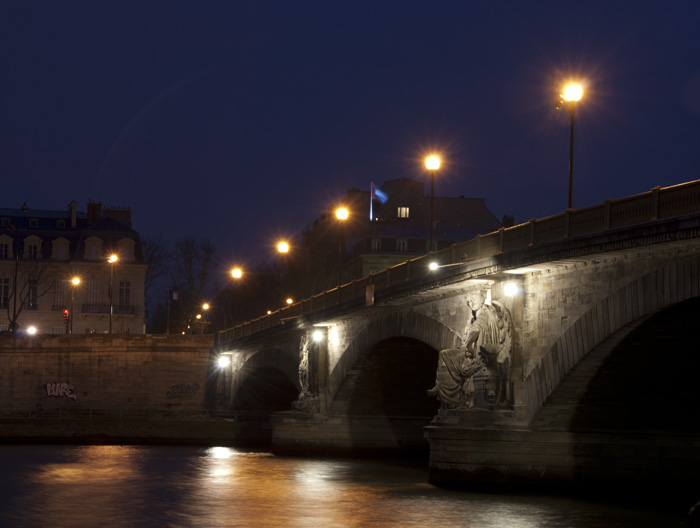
[2, 1, 699, 268]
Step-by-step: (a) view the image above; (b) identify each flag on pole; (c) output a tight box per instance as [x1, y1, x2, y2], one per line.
[169, 290, 180, 301]
[370, 182, 388, 221]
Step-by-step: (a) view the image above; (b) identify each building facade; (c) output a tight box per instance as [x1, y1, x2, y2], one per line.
[0, 201, 147, 335]
[344, 178, 503, 278]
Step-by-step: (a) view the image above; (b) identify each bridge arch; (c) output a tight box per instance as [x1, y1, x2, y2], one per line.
[231, 347, 300, 411]
[523, 252, 700, 422]
[328, 310, 461, 407]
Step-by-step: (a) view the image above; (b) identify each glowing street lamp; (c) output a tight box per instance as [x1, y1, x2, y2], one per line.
[425, 155, 440, 252]
[277, 240, 289, 284]
[108, 254, 118, 334]
[70, 277, 80, 334]
[227, 267, 243, 328]
[335, 207, 349, 290]
[557, 83, 583, 209]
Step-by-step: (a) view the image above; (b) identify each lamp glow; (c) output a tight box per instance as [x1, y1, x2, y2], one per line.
[429, 262, 439, 271]
[217, 356, 231, 369]
[313, 330, 324, 342]
[504, 282, 520, 297]
[277, 241, 289, 254]
[563, 84, 583, 102]
[231, 268, 243, 279]
[27, 326, 37, 335]
[108, 254, 118, 263]
[425, 156, 440, 170]
[336, 207, 349, 221]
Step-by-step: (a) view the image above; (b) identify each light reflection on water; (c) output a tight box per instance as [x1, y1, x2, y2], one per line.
[0, 445, 683, 528]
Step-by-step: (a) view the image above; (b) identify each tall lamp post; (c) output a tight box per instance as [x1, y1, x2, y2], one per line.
[277, 240, 290, 306]
[108, 254, 118, 334]
[335, 207, 349, 289]
[70, 277, 80, 334]
[228, 267, 243, 328]
[557, 83, 583, 209]
[425, 155, 440, 252]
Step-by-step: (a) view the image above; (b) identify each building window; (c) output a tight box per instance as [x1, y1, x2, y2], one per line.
[86, 281, 98, 312]
[27, 244, 39, 259]
[371, 238, 381, 252]
[397, 207, 409, 218]
[396, 239, 407, 252]
[29, 219, 38, 228]
[52, 326, 65, 335]
[0, 278, 9, 309]
[0, 218, 9, 228]
[54, 280, 66, 309]
[57, 220, 66, 229]
[0, 325, 7, 332]
[26, 280, 38, 310]
[119, 281, 131, 310]
[0, 243, 8, 259]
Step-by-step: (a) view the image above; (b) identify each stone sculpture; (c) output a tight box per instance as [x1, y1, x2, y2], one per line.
[292, 333, 319, 413]
[428, 290, 513, 410]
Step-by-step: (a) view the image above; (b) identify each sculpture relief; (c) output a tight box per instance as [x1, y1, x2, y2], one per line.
[428, 290, 513, 410]
[292, 334, 319, 413]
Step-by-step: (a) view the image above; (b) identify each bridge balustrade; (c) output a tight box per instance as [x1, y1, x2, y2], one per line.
[218, 179, 700, 343]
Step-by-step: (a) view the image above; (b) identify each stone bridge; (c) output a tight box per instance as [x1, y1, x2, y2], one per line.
[215, 180, 700, 491]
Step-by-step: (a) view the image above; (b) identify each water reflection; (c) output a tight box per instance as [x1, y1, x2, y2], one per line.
[0, 445, 683, 527]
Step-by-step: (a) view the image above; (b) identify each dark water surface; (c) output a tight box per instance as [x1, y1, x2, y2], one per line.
[0, 445, 684, 527]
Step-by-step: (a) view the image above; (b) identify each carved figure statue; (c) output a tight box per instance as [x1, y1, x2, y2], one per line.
[428, 290, 513, 410]
[293, 333, 319, 413]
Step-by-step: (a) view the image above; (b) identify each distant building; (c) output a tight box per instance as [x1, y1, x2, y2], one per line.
[343, 178, 502, 278]
[0, 201, 146, 335]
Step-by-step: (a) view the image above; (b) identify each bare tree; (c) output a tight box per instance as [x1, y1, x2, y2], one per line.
[5, 251, 57, 333]
[167, 237, 217, 333]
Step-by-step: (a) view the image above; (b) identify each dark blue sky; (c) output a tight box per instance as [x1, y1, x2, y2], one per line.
[2, 1, 699, 267]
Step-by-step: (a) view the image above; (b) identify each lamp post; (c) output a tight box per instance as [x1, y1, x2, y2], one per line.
[335, 207, 349, 289]
[277, 240, 290, 307]
[557, 83, 583, 209]
[70, 277, 80, 334]
[228, 267, 243, 328]
[425, 155, 440, 252]
[108, 254, 118, 334]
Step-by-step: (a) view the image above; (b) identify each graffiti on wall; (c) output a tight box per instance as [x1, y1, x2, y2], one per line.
[166, 383, 200, 399]
[45, 382, 77, 400]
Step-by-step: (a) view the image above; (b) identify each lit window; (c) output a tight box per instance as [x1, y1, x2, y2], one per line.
[397, 207, 409, 218]
[396, 239, 407, 252]
[0, 243, 8, 259]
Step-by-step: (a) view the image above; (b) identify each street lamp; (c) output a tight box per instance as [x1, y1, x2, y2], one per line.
[335, 207, 349, 289]
[557, 83, 583, 209]
[70, 277, 80, 334]
[425, 155, 440, 252]
[108, 254, 118, 334]
[228, 267, 243, 327]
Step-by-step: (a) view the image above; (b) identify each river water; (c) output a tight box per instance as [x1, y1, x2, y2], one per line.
[0, 445, 684, 527]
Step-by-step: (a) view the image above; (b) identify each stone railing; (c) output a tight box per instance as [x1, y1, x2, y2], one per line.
[219, 179, 700, 343]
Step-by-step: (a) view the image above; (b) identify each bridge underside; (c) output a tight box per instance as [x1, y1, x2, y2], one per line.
[272, 337, 440, 456]
[426, 296, 700, 501]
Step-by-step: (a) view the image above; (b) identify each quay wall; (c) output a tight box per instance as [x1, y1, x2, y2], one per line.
[0, 334, 215, 417]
